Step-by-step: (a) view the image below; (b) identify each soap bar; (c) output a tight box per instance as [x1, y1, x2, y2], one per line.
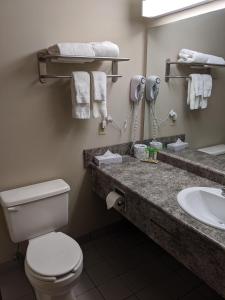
[94, 150, 122, 166]
[167, 139, 188, 152]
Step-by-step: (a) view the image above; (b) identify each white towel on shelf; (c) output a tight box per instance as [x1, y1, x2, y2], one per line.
[48, 43, 95, 62]
[178, 49, 225, 65]
[91, 71, 107, 119]
[90, 41, 119, 57]
[71, 72, 90, 119]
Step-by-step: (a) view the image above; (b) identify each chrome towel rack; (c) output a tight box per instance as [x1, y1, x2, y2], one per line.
[37, 50, 130, 84]
[165, 58, 224, 82]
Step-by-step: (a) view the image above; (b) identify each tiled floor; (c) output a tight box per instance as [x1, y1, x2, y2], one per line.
[0, 223, 223, 300]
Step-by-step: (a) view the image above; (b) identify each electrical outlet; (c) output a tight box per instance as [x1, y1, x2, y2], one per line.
[98, 122, 106, 135]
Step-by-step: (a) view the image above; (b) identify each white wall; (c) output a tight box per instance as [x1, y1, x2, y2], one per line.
[0, 0, 145, 263]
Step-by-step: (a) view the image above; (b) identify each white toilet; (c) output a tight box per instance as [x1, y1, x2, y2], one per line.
[0, 179, 83, 300]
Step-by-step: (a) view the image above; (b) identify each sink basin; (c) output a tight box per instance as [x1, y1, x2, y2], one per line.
[177, 187, 225, 230]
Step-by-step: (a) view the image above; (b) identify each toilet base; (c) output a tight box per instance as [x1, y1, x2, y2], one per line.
[35, 289, 77, 300]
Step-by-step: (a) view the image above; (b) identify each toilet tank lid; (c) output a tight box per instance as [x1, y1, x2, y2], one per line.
[0, 179, 70, 208]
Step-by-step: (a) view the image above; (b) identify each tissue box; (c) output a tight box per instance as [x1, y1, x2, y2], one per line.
[167, 140, 188, 152]
[94, 151, 122, 166]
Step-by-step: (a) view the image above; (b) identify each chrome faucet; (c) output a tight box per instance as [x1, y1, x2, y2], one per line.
[221, 187, 225, 197]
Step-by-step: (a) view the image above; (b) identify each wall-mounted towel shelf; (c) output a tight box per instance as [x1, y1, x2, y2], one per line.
[37, 50, 130, 84]
[165, 58, 225, 82]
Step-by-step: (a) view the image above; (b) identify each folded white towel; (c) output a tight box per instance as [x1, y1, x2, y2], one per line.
[48, 43, 95, 63]
[178, 49, 225, 65]
[91, 71, 107, 119]
[71, 72, 90, 119]
[90, 41, 119, 57]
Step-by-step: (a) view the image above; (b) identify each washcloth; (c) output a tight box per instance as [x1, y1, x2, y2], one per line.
[48, 43, 95, 62]
[178, 49, 225, 65]
[145, 76, 160, 102]
[91, 71, 107, 119]
[90, 41, 119, 57]
[71, 72, 90, 119]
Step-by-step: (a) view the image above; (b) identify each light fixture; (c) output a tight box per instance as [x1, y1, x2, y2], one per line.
[142, 0, 213, 18]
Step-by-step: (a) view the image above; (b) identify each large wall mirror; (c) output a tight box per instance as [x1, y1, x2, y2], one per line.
[144, 9, 225, 149]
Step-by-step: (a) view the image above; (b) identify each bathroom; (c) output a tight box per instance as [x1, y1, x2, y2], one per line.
[1, 0, 225, 299]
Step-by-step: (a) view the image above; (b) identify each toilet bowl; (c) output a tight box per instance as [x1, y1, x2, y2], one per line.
[0, 179, 83, 300]
[25, 232, 83, 300]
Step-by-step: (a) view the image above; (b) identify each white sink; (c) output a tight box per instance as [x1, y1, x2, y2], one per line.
[177, 187, 225, 230]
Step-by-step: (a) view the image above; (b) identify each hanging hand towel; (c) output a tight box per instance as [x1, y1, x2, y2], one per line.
[200, 74, 212, 109]
[187, 74, 202, 110]
[91, 71, 107, 119]
[71, 72, 90, 119]
[90, 41, 119, 57]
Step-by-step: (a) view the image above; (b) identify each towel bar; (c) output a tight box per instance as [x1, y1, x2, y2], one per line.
[165, 75, 216, 80]
[165, 58, 223, 82]
[37, 50, 130, 84]
[39, 74, 122, 83]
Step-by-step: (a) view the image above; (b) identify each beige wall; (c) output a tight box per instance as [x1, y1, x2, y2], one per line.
[145, 9, 225, 147]
[0, 0, 145, 263]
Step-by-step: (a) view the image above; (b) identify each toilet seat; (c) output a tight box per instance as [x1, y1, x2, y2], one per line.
[26, 232, 82, 277]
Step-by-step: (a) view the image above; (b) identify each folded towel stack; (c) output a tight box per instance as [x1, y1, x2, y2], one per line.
[178, 49, 225, 65]
[48, 41, 119, 59]
[187, 74, 212, 110]
[71, 71, 107, 119]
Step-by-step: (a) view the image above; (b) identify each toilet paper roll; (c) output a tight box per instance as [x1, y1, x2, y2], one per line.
[134, 144, 148, 160]
[106, 191, 121, 210]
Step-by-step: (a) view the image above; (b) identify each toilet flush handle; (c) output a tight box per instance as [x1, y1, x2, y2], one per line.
[8, 207, 19, 212]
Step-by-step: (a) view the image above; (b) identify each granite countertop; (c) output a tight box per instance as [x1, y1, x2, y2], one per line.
[96, 159, 225, 250]
[162, 148, 225, 175]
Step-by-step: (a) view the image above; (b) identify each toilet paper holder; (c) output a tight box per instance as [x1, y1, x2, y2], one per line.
[114, 187, 126, 213]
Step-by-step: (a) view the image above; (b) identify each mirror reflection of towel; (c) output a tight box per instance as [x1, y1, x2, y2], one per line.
[187, 74, 212, 110]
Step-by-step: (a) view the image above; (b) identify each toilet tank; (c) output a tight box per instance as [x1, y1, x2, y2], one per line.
[0, 179, 70, 243]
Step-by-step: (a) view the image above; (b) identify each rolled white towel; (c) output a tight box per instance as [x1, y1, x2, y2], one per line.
[178, 49, 225, 65]
[178, 49, 209, 64]
[48, 43, 95, 62]
[90, 41, 119, 57]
